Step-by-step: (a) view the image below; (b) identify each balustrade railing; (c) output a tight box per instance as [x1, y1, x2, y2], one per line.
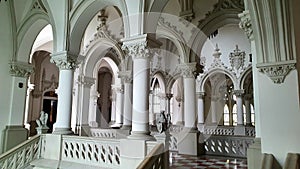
[137, 143, 167, 169]
[205, 135, 254, 158]
[203, 126, 235, 136]
[245, 126, 256, 137]
[0, 135, 41, 169]
[89, 128, 130, 139]
[62, 136, 121, 168]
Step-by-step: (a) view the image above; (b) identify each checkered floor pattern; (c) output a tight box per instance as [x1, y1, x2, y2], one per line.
[169, 152, 248, 169]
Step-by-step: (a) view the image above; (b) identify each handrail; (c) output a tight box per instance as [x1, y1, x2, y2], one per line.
[137, 143, 167, 169]
[0, 135, 41, 169]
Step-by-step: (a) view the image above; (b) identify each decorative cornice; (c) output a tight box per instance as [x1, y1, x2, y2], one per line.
[50, 51, 78, 70]
[238, 10, 253, 40]
[177, 62, 197, 78]
[257, 61, 296, 84]
[118, 71, 132, 84]
[78, 75, 95, 87]
[9, 61, 34, 77]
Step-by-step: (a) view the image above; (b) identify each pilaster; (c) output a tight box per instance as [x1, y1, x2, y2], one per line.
[119, 71, 133, 130]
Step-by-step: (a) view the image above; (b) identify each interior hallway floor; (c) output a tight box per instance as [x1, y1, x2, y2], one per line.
[169, 152, 247, 169]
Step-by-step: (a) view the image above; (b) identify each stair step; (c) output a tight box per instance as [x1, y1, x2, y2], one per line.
[31, 159, 111, 169]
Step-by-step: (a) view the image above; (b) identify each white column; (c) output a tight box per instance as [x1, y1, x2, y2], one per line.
[181, 63, 197, 129]
[196, 92, 205, 124]
[234, 90, 244, 126]
[110, 91, 116, 125]
[89, 90, 99, 127]
[122, 35, 159, 140]
[158, 93, 166, 112]
[51, 52, 77, 135]
[175, 96, 184, 125]
[165, 93, 173, 116]
[122, 77, 133, 129]
[77, 76, 95, 135]
[149, 91, 155, 125]
[244, 94, 252, 126]
[114, 86, 124, 127]
[211, 96, 218, 124]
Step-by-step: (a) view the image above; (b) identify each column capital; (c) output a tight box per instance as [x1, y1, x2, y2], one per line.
[118, 70, 133, 84]
[112, 85, 124, 94]
[78, 75, 95, 87]
[196, 92, 205, 99]
[233, 90, 245, 97]
[121, 34, 161, 60]
[50, 51, 78, 70]
[9, 61, 34, 78]
[165, 93, 173, 100]
[238, 10, 254, 40]
[177, 62, 197, 78]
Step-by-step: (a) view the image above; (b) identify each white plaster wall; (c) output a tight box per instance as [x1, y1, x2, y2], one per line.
[201, 24, 251, 71]
[0, 3, 14, 153]
[258, 70, 300, 165]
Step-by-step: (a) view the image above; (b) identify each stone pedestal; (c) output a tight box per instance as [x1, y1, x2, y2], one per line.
[36, 126, 49, 134]
[178, 128, 204, 156]
[247, 137, 262, 169]
[234, 125, 245, 135]
[120, 139, 148, 169]
[2, 125, 28, 152]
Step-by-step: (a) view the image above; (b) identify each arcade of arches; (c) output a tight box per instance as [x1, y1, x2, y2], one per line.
[0, 0, 300, 168]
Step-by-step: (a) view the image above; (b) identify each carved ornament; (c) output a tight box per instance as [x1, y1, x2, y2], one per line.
[9, 61, 34, 77]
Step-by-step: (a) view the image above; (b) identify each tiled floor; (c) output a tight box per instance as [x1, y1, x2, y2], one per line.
[169, 152, 248, 169]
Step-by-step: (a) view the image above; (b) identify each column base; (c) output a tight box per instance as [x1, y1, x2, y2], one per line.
[52, 127, 74, 135]
[121, 125, 132, 130]
[79, 124, 90, 136]
[127, 131, 155, 141]
[2, 125, 28, 152]
[197, 123, 205, 132]
[247, 137, 262, 169]
[176, 121, 184, 126]
[110, 123, 122, 129]
[178, 127, 205, 156]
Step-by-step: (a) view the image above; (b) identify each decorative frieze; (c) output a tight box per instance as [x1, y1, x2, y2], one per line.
[78, 75, 95, 87]
[258, 62, 296, 84]
[9, 61, 34, 77]
[50, 51, 78, 70]
[238, 10, 253, 40]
